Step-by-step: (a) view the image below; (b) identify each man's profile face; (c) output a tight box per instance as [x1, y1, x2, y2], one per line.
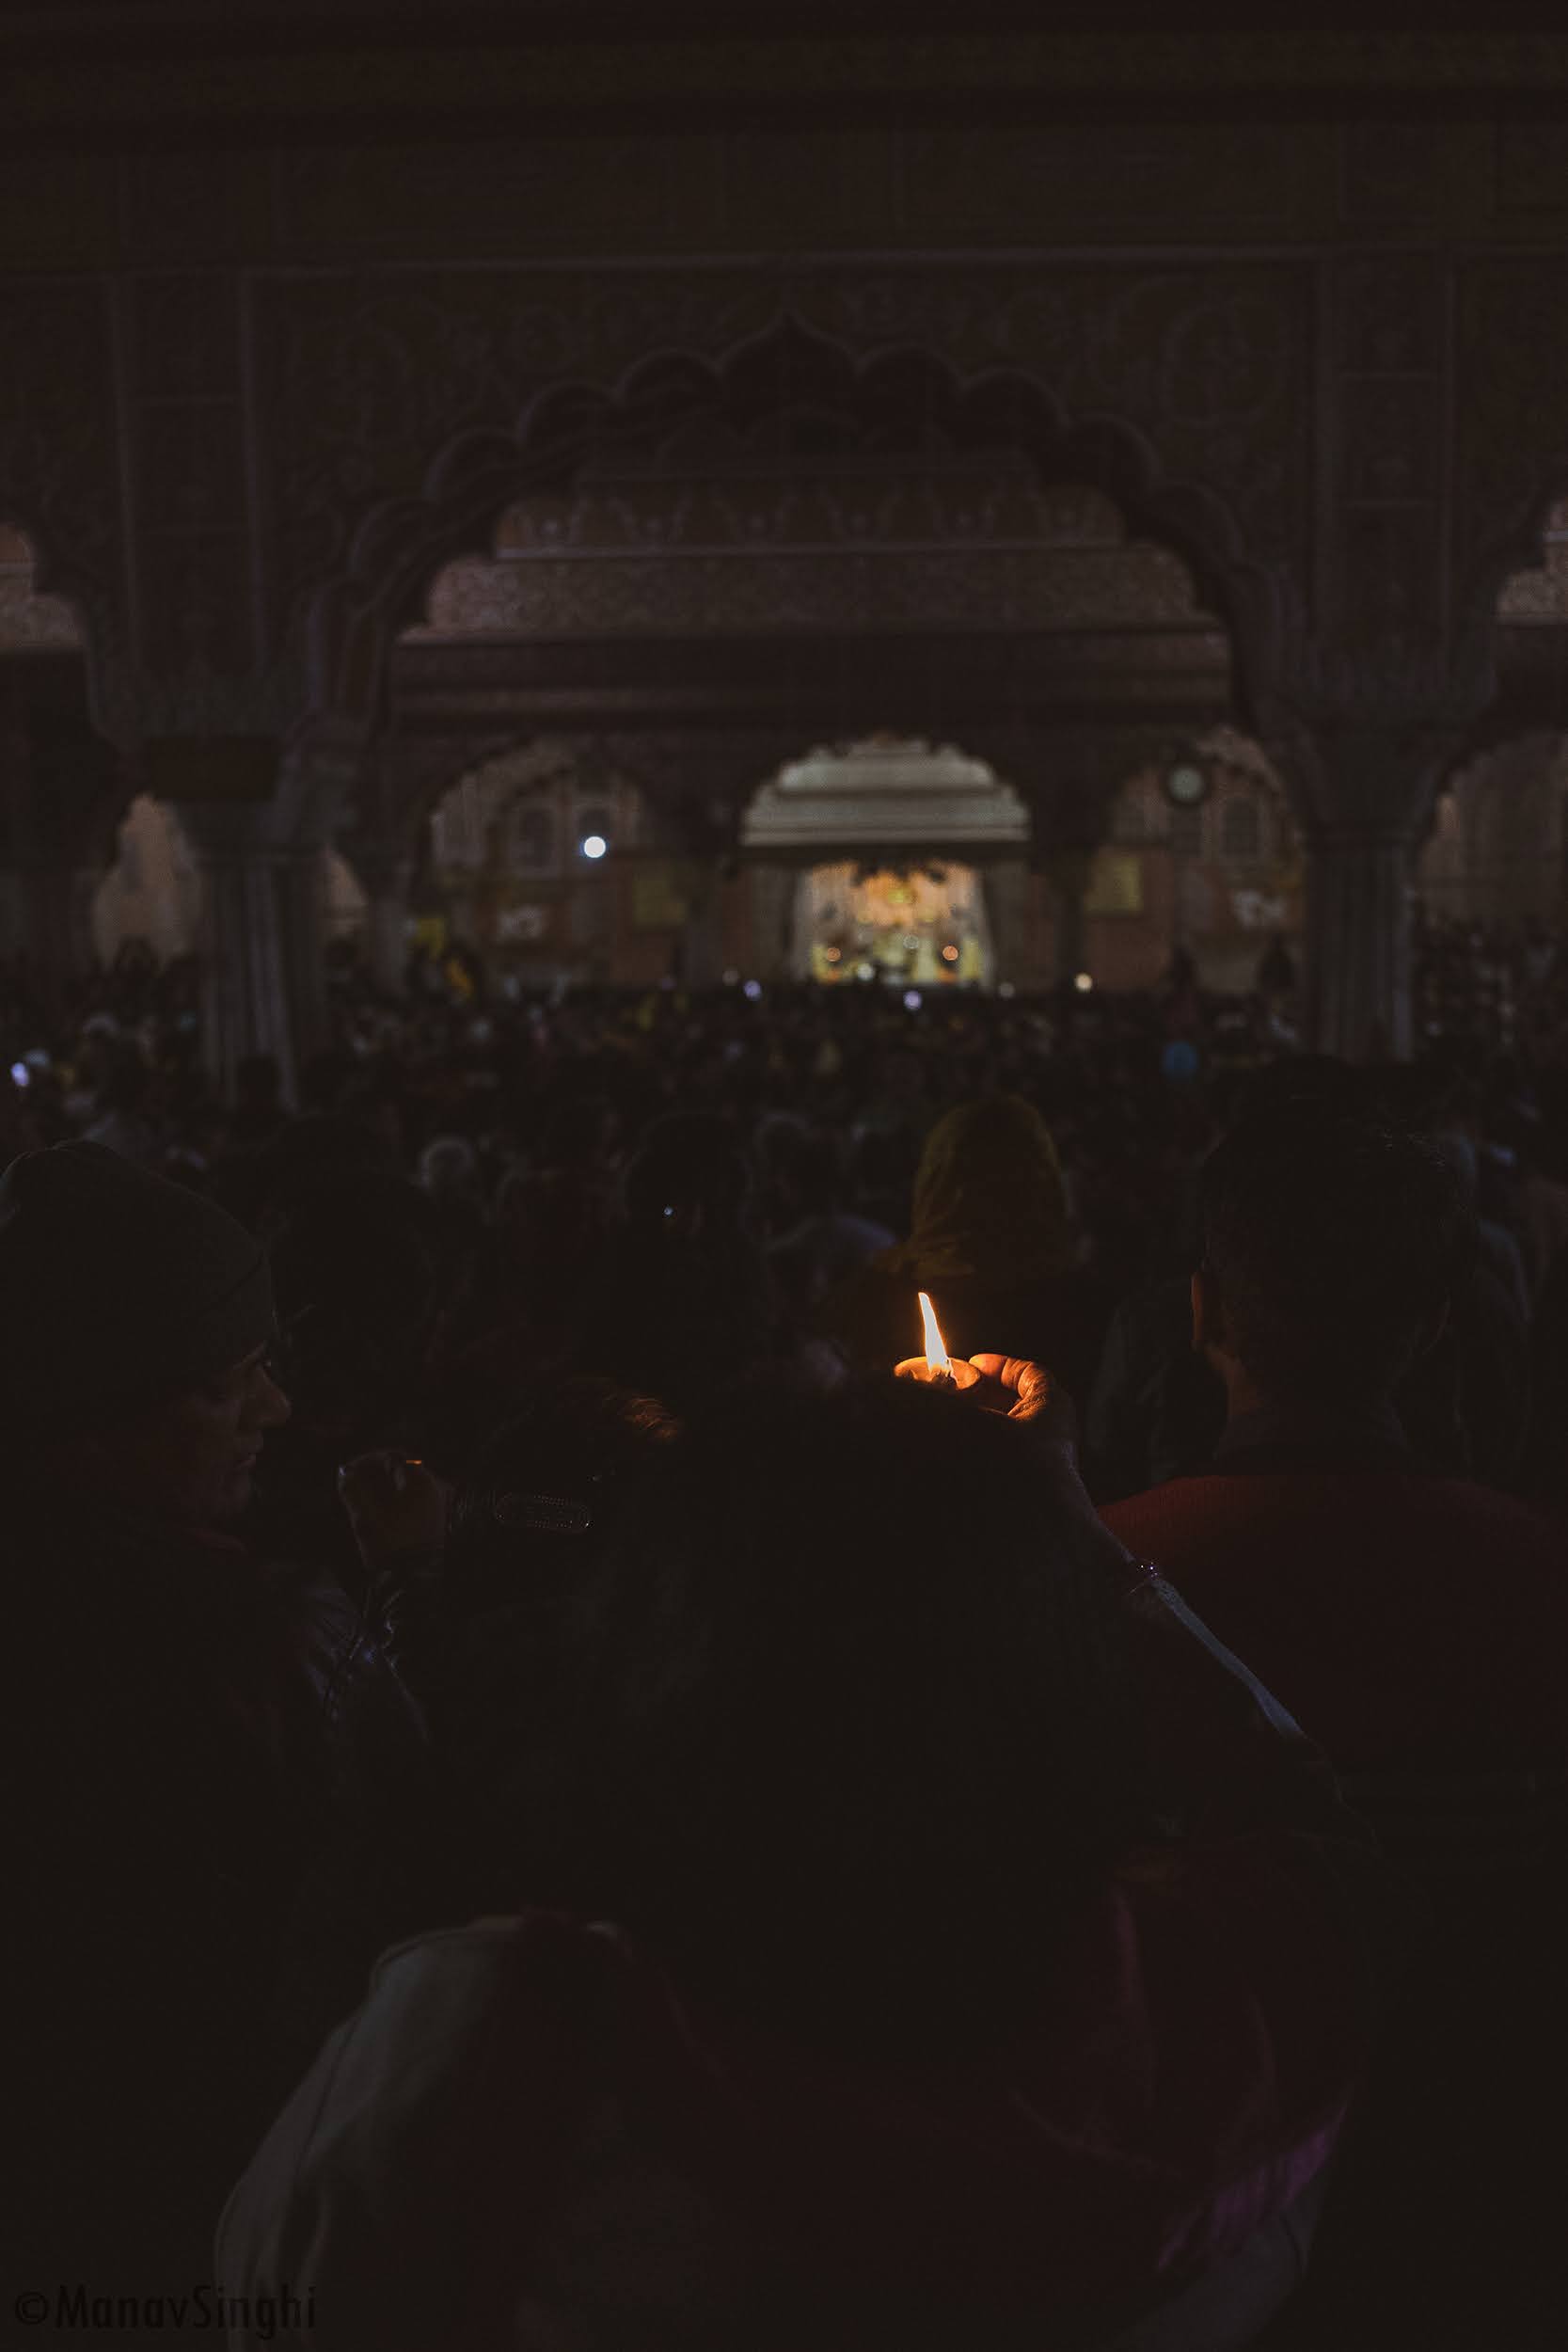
[71, 1344, 292, 1530]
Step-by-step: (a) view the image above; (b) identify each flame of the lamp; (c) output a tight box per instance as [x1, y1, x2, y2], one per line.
[917, 1290, 952, 1376]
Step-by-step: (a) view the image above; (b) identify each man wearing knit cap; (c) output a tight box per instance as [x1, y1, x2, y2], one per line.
[3, 1144, 429, 2321]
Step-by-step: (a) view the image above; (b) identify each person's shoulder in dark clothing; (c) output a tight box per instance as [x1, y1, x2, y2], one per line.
[1084, 1276, 1226, 1504]
[1102, 1457, 1568, 1772]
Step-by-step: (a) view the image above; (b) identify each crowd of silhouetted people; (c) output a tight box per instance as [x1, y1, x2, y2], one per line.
[6, 925, 1568, 2348]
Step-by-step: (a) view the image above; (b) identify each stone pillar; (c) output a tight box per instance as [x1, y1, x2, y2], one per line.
[274, 843, 331, 1072]
[1303, 826, 1417, 1062]
[1042, 848, 1095, 990]
[1266, 645, 1490, 1062]
[193, 831, 296, 1093]
[971, 724, 1166, 997]
[980, 859, 1034, 989]
[365, 862, 414, 996]
[151, 731, 360, 1104]
[17, 864, 103, 1022]
[343, 844, 415, 996]
[182, 818, 328, 1101]
[747, 862, 795, 981]
[178, 807, 329, 1104]
[677, 857, 724, 989]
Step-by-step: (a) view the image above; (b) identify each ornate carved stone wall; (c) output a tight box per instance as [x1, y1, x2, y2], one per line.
[409, 542, 1210, 642]
[251, 269, 1307, 726]
[0, 40, 1565, 1060]
[402, 468, 1211, 644]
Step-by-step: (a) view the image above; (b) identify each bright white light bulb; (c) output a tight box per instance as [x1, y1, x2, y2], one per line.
[580, 834, 608, 861]
[1073, 971, 1094, 993]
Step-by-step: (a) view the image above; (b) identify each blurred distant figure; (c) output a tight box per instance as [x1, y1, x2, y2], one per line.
[419, 1133, 477, 1200]
[756, 1115, 895, 1314]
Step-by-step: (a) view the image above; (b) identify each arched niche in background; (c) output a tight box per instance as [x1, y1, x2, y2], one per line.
[1097, 727, 1302, 994]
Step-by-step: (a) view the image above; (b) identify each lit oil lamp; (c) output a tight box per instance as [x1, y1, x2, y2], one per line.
[894, 1291, 979, 1392]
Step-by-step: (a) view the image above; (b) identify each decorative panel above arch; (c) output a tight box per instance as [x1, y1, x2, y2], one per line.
[249, 261, 1312, 727]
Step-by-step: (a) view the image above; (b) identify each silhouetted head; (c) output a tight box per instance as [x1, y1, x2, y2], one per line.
[502, 1374, 1148, 2049]
[889, 1095, 1074, 1284]
[1195, 1112, 1473, 1410]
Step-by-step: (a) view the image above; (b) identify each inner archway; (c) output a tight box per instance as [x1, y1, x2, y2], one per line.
[1097, 727, 1302, 994]
[741, 735, 1029, 990]
[333, 319, 1267, 744]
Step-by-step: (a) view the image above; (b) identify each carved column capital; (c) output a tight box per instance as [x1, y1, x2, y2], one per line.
[1259, 635, 1497, 839]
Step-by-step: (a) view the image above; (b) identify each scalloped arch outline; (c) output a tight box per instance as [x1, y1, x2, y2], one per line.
[297, 314, 1286, 749]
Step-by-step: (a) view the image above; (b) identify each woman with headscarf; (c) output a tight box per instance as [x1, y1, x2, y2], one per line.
[818, 1094, 1116, 1408]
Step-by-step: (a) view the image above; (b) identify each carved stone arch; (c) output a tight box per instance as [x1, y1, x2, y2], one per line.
[1439, 694, 1568, 815]
[301, 314, 1281, 753]
[1418, 727, 1568, 924]
[413, 724, 676, 875]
